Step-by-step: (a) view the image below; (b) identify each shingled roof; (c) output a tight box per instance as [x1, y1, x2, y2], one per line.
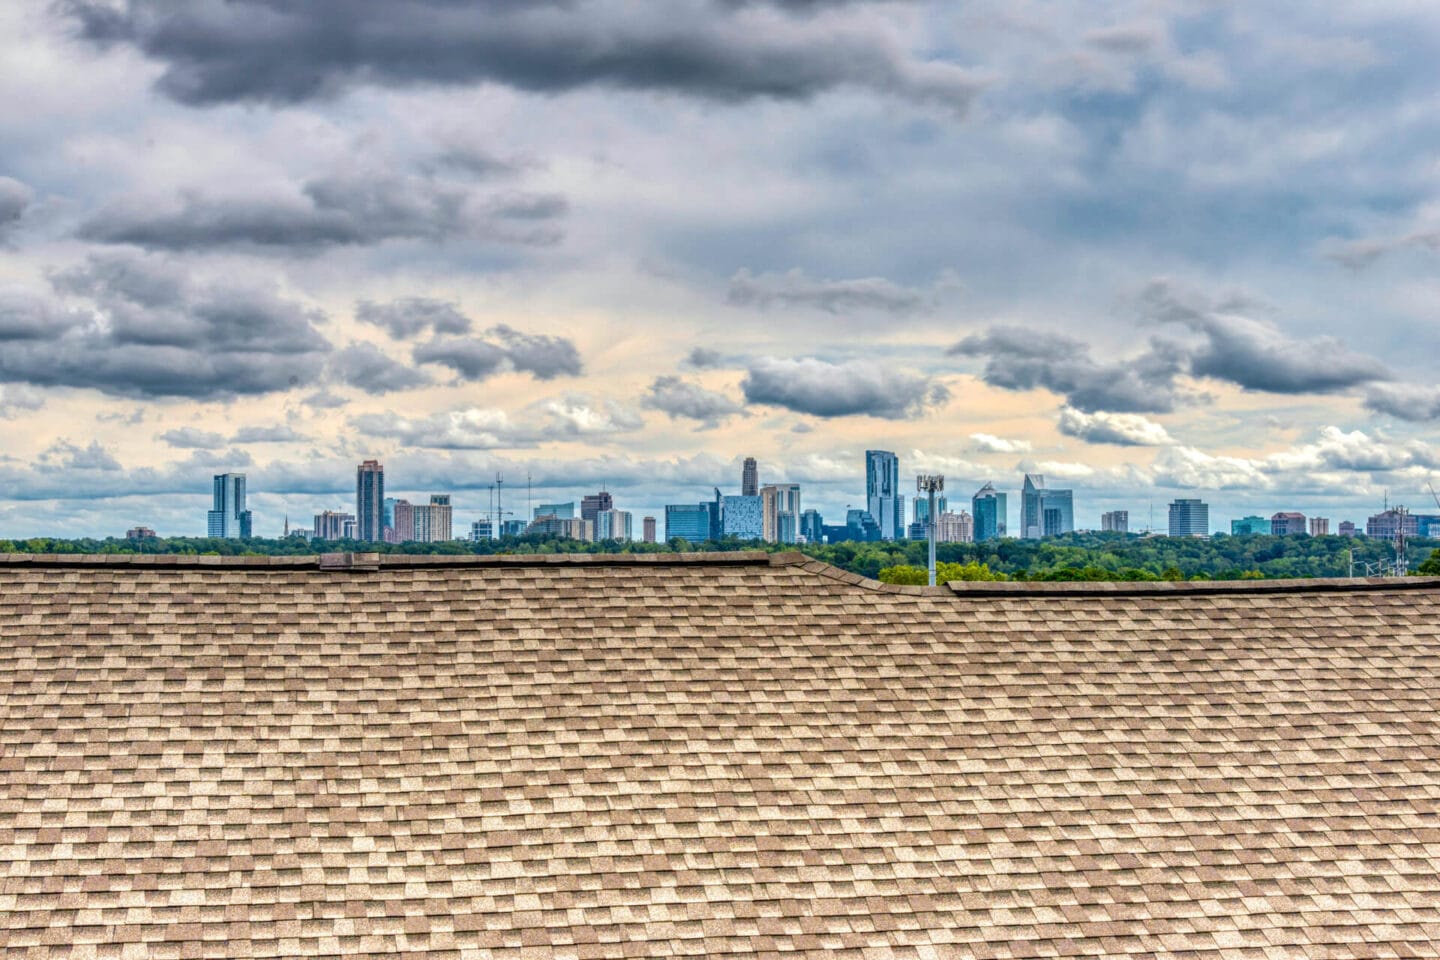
[4, 551, 1440, 958]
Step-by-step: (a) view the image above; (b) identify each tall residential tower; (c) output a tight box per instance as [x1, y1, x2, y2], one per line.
[356, 460, 385, 542]
[207, 473, 252, 539]
[865, 450, 904, 541]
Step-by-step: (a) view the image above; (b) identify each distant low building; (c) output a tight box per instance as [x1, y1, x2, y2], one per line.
[313, 510, 355, 541]
[125, 526, 157, 539]
[1270, 512, 1307, 536]
[1101, 510, 1128, 533]
[526, 515, 592, 540]
[1338, 521, 1357, 537]
[1231, 516, 1271, 536]
[470, 519, 494, 541]
[1367, 509, 1419, 539]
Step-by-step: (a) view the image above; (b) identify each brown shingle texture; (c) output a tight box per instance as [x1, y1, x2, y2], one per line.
[3, 553, 1440, 958]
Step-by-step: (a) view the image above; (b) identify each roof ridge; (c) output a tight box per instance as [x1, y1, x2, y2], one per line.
[0, 550, 775, 569]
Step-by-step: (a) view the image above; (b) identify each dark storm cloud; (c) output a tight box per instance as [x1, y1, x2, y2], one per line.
[1363, 383, 1440, 422]
[1137, 280, 1390, 394]
[949, 327, 1189, 414]
[0, 253, 330, 399]
[727, 268, 938, 315]
[741, 356, 948, 419]
[640, 376, 745, 427]
[78, 173, 565, 253]
[63, 0, 983, 111]
[326, 343, 433, 395]
[490, 325, 583, 379]
[413, 337, 509, 381]
[356, 298, 473, 339]
[159, 427, 226, 449]
[0, 177, 30, 236]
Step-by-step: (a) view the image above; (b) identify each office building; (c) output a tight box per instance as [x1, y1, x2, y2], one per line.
[1271, 512, 1307, 536]
[799, 509, 824, 544]
[1231, 516, 1271, 536]
[665, 503, 713, 542]
[1416, 515, 1440, 537]
[722, 495, 764, 540]
[535, 502, 575, 520]
[313, 510, 354, 541]
[865, 450, 904, 541]
[1101, 511, 1129, 534]
[581, 491, 614, 533]
[1309, 517, 1330, 537]
[125, 526, 157, 539]
[1021, 474, 1073, 539]
[760, 483, 801, 544]
[1168, 499, 1209, 538]
[846, 509, 882, 542]
[356, 460, 385, 542]
[741, 457, 759, 497]
[1338, 520, 1357, 537]
[642, 516, 657, 544]
[972, 483, 1007, 541]
[342, 518, 358, 539]
[906, 520, 927, 541]
[526, 515, 592, 540]
[470, 519, 494, 541]
[207, 473, 252, 539]
[936, 511, 974, 543]
[1367, 509, 1419, 539]
[501, 519, 527, 537]
[383, 497, 396, 533]
[595, 509, 632, 541]
[914, 496, 948, 529]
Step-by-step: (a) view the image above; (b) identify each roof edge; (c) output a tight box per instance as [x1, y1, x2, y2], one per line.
[947, 575, 1440, 596]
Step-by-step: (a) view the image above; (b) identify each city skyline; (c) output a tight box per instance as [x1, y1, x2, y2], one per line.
[4, 3, 1440, 539]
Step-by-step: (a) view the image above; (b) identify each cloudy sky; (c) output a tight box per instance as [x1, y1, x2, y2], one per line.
[2, 0, 1440, 538]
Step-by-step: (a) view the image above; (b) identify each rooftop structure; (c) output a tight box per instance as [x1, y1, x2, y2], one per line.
[4, 553, 1439, 957]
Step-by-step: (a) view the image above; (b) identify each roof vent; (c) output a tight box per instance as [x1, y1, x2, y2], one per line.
[319, 552, 381, 572]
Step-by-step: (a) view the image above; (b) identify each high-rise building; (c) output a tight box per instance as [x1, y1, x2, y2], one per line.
[470, 519, 494, 541]
[415, 495, 452, 542]
[972, 483, 1008, 541]
[799, 509, 824, 544]
[1309, 517, 1330, 536]
[356, 460, 385, 542]
[1366, 509, 1418, 539]
[1338, 520, 1357, 537]
[581, 491, 614, 532]
[390, 500, 415, 542]
[914, 496, 948, 528]
[865, 450, 904, 541]
[313, 510, 355, 541]
[594, 509, 632, 541]
[501, 519, 527, 537]
[1168, 499, 1209, 538]
[534, 502, 575, 520]
[1271, 512, 1307, 536]
[1021, 475, 1073, 539]
[741, 457, 759, 497]
[642, 516, 657, 544]
[526, 515, 591, 540]
[382, 497, 396, 533]
[721, 495, 764, 540]
[936, 511, 974, 543]
[207, 473, 252, 539]
[664, 503, 713, 542]
[1101, 510, 1129, 533]
[760, 483, 801, 544]
[1231, 516, 1271, 535]
[845, 509, 882, 542]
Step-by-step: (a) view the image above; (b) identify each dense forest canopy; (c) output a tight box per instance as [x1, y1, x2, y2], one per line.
[3, 531, 1437, 582]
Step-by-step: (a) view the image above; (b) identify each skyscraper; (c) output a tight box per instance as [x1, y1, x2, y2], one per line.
[581, 491, 614, 531]
[356, 460, 385, 542]
[741, 457, 758, 497]
[865, 450, 904, 541]
[1021, 474, 1073, 539]
[642, 516, 657, 543]
[760, 483, 801, 544]
[207, 473, 252, 539]
[972, 482, 1007, 541]
[799, 508, 824, 544]
[1167, 499, 1209, 538]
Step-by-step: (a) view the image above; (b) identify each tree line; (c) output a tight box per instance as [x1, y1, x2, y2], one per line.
[3, 530, 1437, 582]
